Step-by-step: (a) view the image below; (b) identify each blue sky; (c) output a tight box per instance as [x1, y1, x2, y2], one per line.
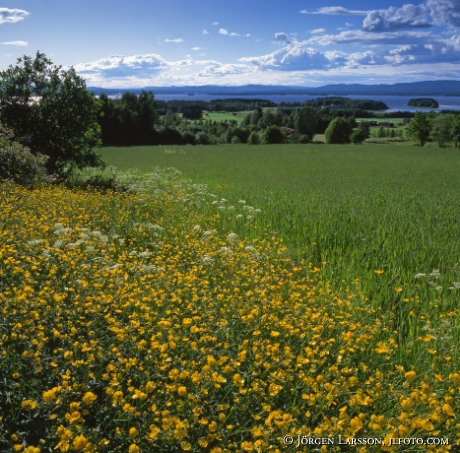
[2, 0, 460, 87]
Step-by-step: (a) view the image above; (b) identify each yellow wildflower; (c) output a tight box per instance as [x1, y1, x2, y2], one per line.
[82, 391, 98, 405]
[73, 434, 88, 450]
[21, 400, 38, 410]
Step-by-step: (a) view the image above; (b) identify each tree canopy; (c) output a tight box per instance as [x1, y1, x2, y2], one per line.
[324, 117, 353, 144]
[406, 112, 434, 146]
[0, 52, 102, 173]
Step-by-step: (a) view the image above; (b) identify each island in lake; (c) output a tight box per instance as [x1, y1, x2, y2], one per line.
[408, 98, 439, 108]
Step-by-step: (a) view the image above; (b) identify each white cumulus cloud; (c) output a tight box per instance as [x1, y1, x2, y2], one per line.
[362, 4, 432, 32]
[0, 7, 29, 24]
[427, 0, 460, 28]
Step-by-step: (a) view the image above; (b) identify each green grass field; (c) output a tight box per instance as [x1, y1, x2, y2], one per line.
[202, 111, 247, 123]
[100, 142, 460, 330]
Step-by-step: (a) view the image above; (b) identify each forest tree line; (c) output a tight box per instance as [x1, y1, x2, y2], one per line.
[98, 91, 415, 146]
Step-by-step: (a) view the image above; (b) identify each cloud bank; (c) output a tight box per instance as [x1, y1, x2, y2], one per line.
[72, 0, 460, 87]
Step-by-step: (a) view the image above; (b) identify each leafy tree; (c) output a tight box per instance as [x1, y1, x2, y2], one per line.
[262, 125, 286, 144]
[450, 115, 460, 148]
[163, 109, 179, 127]
[357, 121, 371, 138]
[351, 128, 368, 144]
[294, 106, 318, 139]
[258, 110, 282, 129]
[241, 107, 263, 128]
[0, 52, 102, 172]
[324, 117, 352, 144]
[98, 90, 158, 146]
[431, 113, 454, 148]
[406, 111, 434, 146]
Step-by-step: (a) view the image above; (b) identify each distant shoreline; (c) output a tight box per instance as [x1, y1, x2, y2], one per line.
[102, 92, 460, 112]
[89, 80, 460, 97]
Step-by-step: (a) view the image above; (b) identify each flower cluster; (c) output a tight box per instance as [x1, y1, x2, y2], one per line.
[0, 174, 458, 452]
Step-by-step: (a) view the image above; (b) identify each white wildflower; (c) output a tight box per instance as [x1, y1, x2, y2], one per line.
[140, 251, 153, 258]
[219, 247, 233, 255]
[54, 224, 73, 235]
[27, 239, 45, 247]
[91, 231, 108, 242]
[201, 255, 214, 265]
[193, 224, 201, 232]
[227, 232, 238, 244]
[414, 273, 426, 279]
[149, 223, 164, 231]
[449, 282, 460, 290]
[238, 200, 246, 204]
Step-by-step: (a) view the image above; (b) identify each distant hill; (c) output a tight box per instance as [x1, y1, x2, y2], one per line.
[89, 80, 460, 97]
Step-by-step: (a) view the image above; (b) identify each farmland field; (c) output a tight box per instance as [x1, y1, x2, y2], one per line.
[2, 142, 460, 452]
[100, 142, 460, 303]
[202, 111, 247, 123]
[101, 142, 460, 344]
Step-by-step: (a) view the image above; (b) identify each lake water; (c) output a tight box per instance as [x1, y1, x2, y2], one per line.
[154, 93, 460, 112]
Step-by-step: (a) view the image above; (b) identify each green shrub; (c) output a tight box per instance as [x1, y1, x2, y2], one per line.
[0, 124, 49, 187]
[262, 125, 286, 144]
[64, 165, 120, 190]
[247, 131, 260, 145]
[299, 134, 310, 144]
[351, 128, 368, 144]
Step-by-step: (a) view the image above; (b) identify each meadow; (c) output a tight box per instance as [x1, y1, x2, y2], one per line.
[1, 142, 459, 452]
[202, 111, 247, 124]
